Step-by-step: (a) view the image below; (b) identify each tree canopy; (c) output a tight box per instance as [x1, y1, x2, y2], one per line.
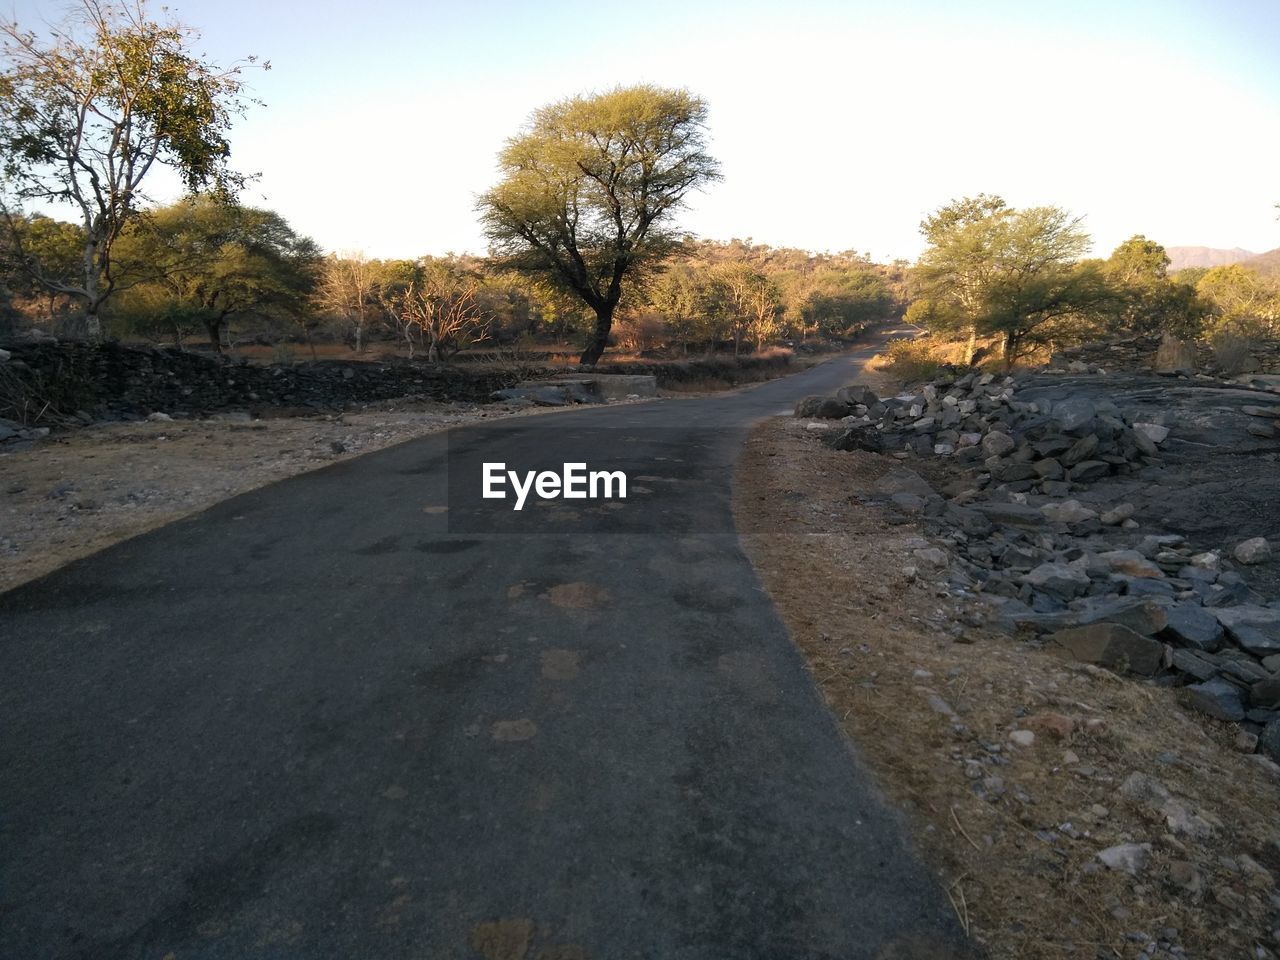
[0, 0, 260, 336]
[477, 84, 721, 364]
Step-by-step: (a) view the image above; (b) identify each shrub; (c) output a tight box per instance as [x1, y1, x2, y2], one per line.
[879, 337, 943, 382]
[1210, 330, 1257, 375]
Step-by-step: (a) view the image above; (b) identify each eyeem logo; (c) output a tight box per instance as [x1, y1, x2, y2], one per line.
[482, 462, 627, 511]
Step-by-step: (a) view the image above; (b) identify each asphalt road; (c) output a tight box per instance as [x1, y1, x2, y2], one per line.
[1, 331, 970, 960]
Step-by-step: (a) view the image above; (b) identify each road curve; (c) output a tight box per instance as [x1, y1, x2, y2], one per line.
[1, 330, 971, 959]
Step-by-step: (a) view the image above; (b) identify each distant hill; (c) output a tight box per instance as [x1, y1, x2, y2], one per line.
[1244, 248, 1280, 277]
[1166, 246, 1257, 271]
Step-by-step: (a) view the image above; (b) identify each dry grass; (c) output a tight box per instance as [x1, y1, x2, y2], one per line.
[735, 418, 1280, 959]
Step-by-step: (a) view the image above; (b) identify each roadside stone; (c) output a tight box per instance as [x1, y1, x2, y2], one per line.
[1260, 720, 1280, 762]
[1041, 500, 1098, 524]
[1132, 422, 1169, 444]
[1171, 647, 1219, 681]
[1233, 537, 1272, 565]
[1100, 503, 1135, 526]
[1098, 843, 1152, 875]
[1008, 729, 1036, 748]
[913, 547, 949, 567]
[1061, 434, 1099, 466]
[1214, 606, 1280, 655]
[1054, 397, 1097, 433]
[1069, 460, 1111, 482]
[835, 384, 879, 407]
[1050, 623, 1164, 675]
[1161, 603, 1225, 652]
[1155, 333, 1197, 374]
[1101, 550, 1164, 579]
[1022, 562, 1091, 599]
[982, 431, 1016, 458]
[971, 501, 1047, 526]
[1251, 675, 1280, 709]
[1027, 712, 1076, 740]
[1077, 596, 1168, 636]
[1179, 677, 1246, 722]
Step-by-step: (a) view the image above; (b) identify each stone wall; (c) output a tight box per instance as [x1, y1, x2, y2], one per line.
[0, 339, 520, 425]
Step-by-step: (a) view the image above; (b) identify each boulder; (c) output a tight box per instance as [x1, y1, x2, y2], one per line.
[1050, 622, 1164, 674]
[1132, 422, 1170, 445]
[1069, 460, 1111, 482]
[981, 431, 1016, 458]
[1076, 596, 1168, 636]
[1179, 677, 1246, 722]
[1053, 397, 1097, 433]
[1213, 606, 1280, 656]
[1022, 562, 1091, 599]
[1097, 843, 1152, 875]
[835, 383, 879, 406]
[1040, 500, 1098, 525]
[1260, 720, 1280, 763]
[1154, 333, 1197, 374]
[1161, 603, 1225, 652]
[794, 395, 849, 418]
[1234, 537, 1272, 565]
[1100, 550, 1164, 579]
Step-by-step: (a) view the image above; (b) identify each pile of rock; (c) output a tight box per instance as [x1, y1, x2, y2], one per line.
[797, 369, 1175, 493]
[798, 370, 1280, 760]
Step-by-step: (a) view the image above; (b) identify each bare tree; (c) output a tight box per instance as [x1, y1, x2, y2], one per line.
[395, 267, 489, 363]
[315, 251, 374, 353]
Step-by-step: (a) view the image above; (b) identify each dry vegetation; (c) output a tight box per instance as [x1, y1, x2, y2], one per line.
[735, 418, 1280, 960]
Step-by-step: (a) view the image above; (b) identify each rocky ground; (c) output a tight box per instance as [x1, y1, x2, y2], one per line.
[735, 349, 1280, 958]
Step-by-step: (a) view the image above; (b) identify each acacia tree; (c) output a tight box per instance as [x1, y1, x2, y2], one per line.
[477, 84, 721, 364]
[112, 197, 320, 351]
[0, 0, 262, 338]
[912, 197, 1102, 365]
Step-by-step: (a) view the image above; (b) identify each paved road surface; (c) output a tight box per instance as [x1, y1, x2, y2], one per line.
[1, 331, 970, 959]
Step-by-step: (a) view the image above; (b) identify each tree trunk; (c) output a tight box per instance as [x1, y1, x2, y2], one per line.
[579, 304, 614, 365]
[207, 319, 223, 353]
[83, 236, 102, 340]
[964, 325, 977, 366]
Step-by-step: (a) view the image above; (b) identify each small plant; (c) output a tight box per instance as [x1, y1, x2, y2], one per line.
[1210, 330, 1256, 375]
[879, 337, 943, 382]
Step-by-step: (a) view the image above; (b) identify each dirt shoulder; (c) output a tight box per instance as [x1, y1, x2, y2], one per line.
[735, 417, 1280, 960]
[0, 399, 586, 593]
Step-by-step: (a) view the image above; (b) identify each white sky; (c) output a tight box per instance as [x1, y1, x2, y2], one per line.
[9, 0, 1280, 261]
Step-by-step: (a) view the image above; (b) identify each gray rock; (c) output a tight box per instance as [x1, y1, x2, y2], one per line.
[835, 383, 879, 406]
[1098, 842, 1152, 875]
[1050, 623, 1164, 675]
[1041, 499, 1098, 524]
[1022, 562, 1091, 599]
[1250, 675, 1280, 709]
[1260, 720, 1280, 762]
[971, 501, 1046, 526]
[794, 395, 848, 418]
[1061, 433, 1099, 466]
[1132, 422, 1170, 444]
[1077, 596, 1168, 636]
[874, 467, 935, 498]
[982, 431, 1016, 458]
[1100, 503, 1136, 526]
[1179, 677, 1246, 722]
[1171, 647, 1219, 681]
[1234, 537, 1272, 565]
[1069, 460, 1111, 482]
[1054, 397, 1098, 433]
[1161, 603, 1225, 652]
[1213, 606, 1280, 655]
[1100, 550, 1165, 579]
